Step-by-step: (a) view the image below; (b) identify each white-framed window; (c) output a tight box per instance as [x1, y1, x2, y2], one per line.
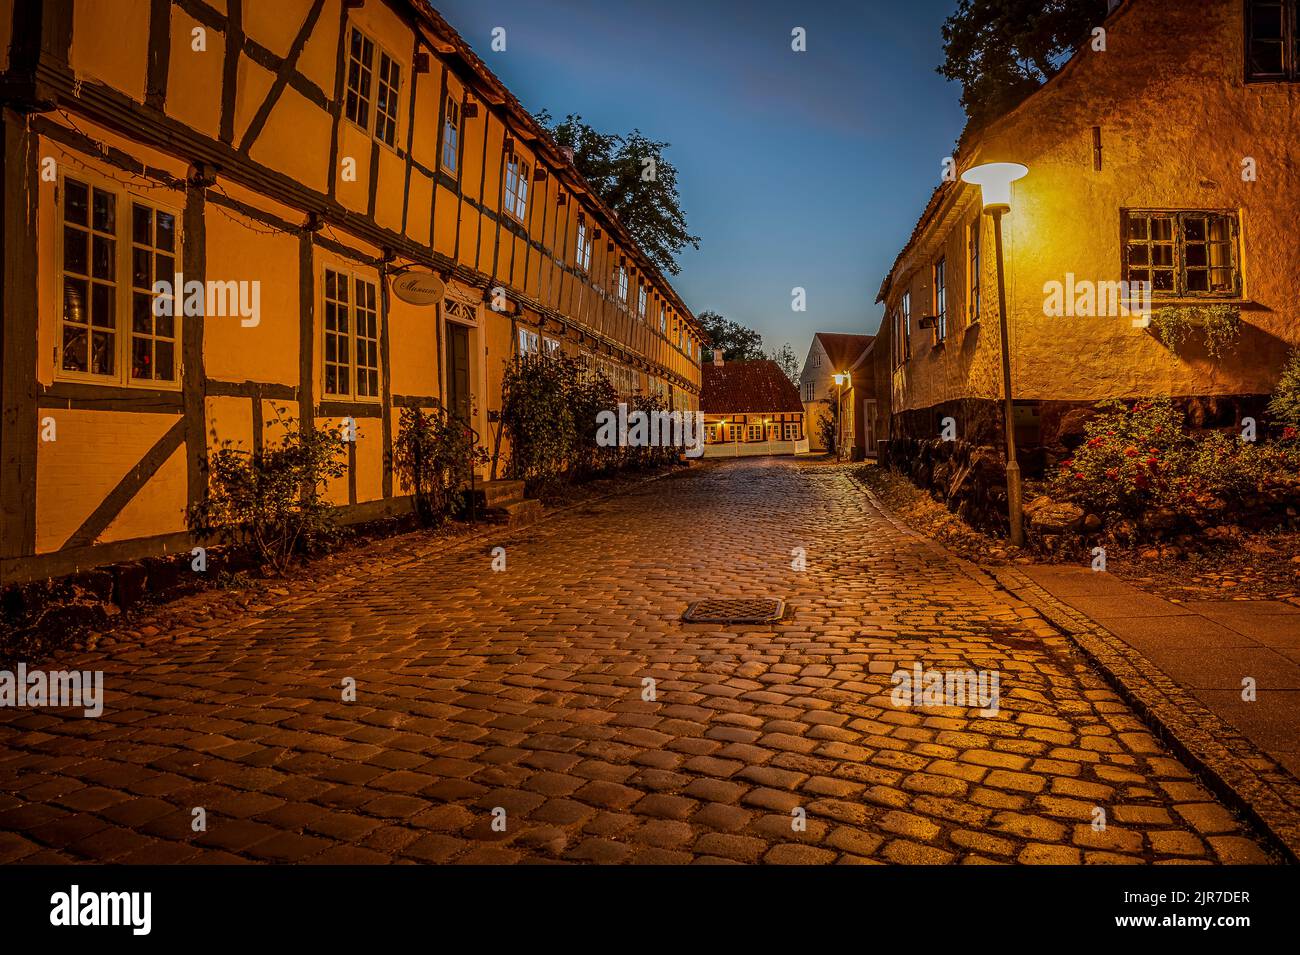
[543, 336, 561, 357]
[57, 173, 181, 387]
[933, 257, 947, 344]
[504, 154, 529, 221]
[517, 327, 540, 356]
[441, 94, 460, 173]
[346, 26, 401, 148]
[322, 267, 381, 400]
[576, 219, 592, 271]
[659, 303, 667, 334]
[638, 284, 648, 318]
[813, 353, 820, 367]
[784, 422, 799, 440]
[614, 265, 628, 305]
[967, 218, 981, 323]
[747, 424, 762, 442]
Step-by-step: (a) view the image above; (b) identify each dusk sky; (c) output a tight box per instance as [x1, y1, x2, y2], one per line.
[437, 0, 967, 354]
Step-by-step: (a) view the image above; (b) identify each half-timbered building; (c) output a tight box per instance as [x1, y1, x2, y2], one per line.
[0, 0, 705, 583]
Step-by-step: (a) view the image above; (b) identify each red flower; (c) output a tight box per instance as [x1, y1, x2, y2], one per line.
[1075, 472, 1085, 480]
[1105, 468, 1118, 479]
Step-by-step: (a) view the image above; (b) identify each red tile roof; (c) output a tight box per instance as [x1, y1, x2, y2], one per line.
[701, 359, 804, 415]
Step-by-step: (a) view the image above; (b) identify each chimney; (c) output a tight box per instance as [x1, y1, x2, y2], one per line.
[712, 349, 723, 367]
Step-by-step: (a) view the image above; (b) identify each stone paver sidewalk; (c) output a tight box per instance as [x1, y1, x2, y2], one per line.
[0, 460, 1277, 864]
[1021, 565, 1300, 780]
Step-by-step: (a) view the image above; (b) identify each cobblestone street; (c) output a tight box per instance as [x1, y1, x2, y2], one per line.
[0, 459, 1276, 864]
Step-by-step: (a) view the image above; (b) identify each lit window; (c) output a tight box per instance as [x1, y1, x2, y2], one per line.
[442, 95, 460, 173]
[968, 219, 980, 323]
[60, 179, 118, 377]
[504, 155, 529, 221]
[323, 268, 380, 399]
[129, 203, 178, 382]
[544, 336, 561, 357]
[59, 176, 179, 385]
[1122, 210, 1240, 297]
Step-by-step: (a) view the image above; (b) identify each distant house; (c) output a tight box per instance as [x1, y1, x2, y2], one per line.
[701, 355, 805, 457]
[798, 333, 877, 457]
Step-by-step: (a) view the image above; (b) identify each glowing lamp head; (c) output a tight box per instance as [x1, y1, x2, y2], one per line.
[961, 162, 1028, 213]
[832, 373, 847, 386]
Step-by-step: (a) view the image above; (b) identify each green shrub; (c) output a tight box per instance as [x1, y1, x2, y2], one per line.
[501, 354, 577, 494]
[392, 405, 488, 526]
[188, 409, 349, 574]
[1268, 349, 1300, 427]
[818, 407, 837, 453]
[1150, 304, 1241, 359]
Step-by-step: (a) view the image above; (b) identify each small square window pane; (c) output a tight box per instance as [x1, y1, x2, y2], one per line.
[133, 205, 152, 245]
[155, 341, 175, 380]
[91, 283, 115, 327]
[65, 180, 89, 225]
[62, 326, 88, 371]
[91, 330, 115, 375]
[92, 235, 114, 280]
[64, 226, 88, 275]
[92, 189, 115, 233]
[156, 212, 176, 252]
[64, 277, 88, 324]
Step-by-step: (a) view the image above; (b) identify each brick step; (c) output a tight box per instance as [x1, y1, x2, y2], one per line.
[483, 498, 543, 528]
[470, 479, 526, 510]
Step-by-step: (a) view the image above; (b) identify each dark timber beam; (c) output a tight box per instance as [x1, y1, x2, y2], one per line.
[0, 107, 39, 561]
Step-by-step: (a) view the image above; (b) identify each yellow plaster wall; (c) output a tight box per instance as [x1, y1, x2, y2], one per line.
[70, 0, 149, 103]
[203, 212, 301, 387]
[36, 411, 185, 553]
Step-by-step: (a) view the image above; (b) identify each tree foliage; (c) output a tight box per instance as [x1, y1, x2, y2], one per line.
[1268, 349, 1300, 426]
[695, 310, 764, 362]
[768, 343, 801, 386]
[535, 111, 700, 276]
[938, 0, 1108, 127]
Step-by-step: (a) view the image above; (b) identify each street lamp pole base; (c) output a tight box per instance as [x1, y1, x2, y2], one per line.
[1006, 459, 1024, 547]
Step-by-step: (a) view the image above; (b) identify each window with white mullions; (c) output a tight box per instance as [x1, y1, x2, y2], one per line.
[345, 28, 374, 132]
[61, 178, 117, 377]
[576, 219, 592, 271]
[504, 155, 529, 221]
[442, 95, 460, 173]
[346, 26, 400, 147]
[933, 257, 947, 344]
[1122, 210, 1240, 297]
[130, 203, 178, 382]
[374, 50, 401, 146]
[323, 268, 352, 398]
[354, 277, 380, 398]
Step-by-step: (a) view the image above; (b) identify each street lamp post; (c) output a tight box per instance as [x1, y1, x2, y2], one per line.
[832, 372, 848, 462]
[960, 162, 1029, 547]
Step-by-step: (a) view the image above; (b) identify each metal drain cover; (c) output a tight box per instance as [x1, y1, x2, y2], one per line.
[683, 598, 785, 624]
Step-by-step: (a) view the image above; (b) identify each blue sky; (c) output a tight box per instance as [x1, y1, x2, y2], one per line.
[437, 0, 966, 352]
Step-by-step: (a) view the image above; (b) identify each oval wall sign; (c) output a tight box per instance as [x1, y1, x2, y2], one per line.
[391, 270, 446, 306]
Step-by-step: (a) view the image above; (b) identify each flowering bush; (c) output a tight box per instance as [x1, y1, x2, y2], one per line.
[1268, 349, 1300, 427]
[1049, 396, 1295, 522]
